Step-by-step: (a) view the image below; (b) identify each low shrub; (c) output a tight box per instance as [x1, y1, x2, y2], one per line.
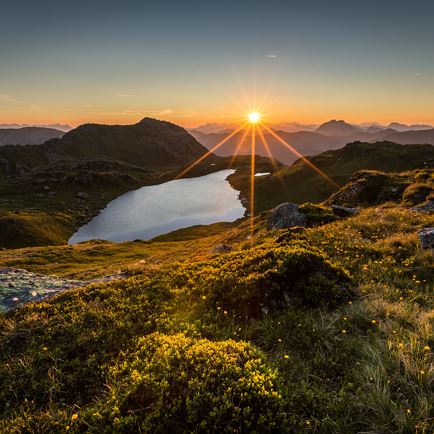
[88, 332, 285, 433]
[176, 243, 353, 317]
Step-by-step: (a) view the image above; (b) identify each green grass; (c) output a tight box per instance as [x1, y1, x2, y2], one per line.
[0, 203, 432, 433]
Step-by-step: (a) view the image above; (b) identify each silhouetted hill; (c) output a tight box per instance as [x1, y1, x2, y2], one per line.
[0, 118, 211, 178]
[0, 127, 64, 146]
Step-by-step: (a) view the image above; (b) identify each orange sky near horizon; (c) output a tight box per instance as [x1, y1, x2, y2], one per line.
[2, 100, 434, 129]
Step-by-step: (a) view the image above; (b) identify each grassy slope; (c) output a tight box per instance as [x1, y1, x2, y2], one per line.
[0, 204, 432, 433]
[0, 220, 250, 279]
[238, 142, 434, 211]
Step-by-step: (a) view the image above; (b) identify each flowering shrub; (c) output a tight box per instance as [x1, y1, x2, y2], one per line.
[176, 243, 353, 317]
[91, 332, 285, 433]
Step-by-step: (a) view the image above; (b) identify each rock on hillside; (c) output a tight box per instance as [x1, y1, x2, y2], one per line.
[268, 203, 307, 229]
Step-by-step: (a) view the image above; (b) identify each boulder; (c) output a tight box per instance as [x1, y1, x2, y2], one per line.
[212, 244, 233, 254]
[418, 228, 434, 249]
[77, 192, 90, 199]
[268, 203, 306, 230]
[411, 200, 434, 213]
[331, 204, 359, 217]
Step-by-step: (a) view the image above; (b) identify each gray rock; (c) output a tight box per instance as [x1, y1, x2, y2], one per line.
[77, 191, 90, 199]
[331, 204, 359, 217]
[418, 228, 434, 249]
[43, 185, 50, 191]
[411, 200, 434, 213]
[212, 244, 233, 254]
[268, 203, 306, 230]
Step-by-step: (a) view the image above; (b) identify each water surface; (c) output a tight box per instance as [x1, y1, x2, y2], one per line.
[69, 169, 245, 243]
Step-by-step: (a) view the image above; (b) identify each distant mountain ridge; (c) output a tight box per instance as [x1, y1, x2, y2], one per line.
[0, 123, 72, 131]
[0, 127, 65, 146]
[191, 119, 434, 165]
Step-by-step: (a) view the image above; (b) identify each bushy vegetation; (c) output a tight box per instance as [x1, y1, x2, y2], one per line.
[175, 242, 353, 318]
[87, 333, 285, 432]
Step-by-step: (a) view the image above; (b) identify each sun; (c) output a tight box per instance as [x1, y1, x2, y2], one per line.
[248, 112, 260, 123]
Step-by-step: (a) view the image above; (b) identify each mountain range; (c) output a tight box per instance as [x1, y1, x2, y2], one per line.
[190, 119, 434, 165]
[190, 119, 433, 135]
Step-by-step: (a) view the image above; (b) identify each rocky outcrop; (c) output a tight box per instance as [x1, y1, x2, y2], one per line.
[268, 203, 307, 230]
[418, 228, 434, 249]
[212, 244, 233, 254]
[331, 204, 359, 217]
[326, 170, 409, 207]
[411, 200, 434, 213]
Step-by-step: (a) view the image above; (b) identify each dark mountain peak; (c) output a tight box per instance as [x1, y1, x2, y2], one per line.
[316, 119, 360, 136]
[0, 118, 211, 178]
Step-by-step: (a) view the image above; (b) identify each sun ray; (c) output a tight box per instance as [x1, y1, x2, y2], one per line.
[229, 127, 249, 167]
[175, 123, 248, 180]
[256, 124, 289, 192]
[250, 123, 256, 242]
[260, 122, 340, 189]
[256, 124, 279, 171]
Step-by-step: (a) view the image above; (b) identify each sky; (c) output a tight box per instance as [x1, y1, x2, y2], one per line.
[1, 0, 434, 128]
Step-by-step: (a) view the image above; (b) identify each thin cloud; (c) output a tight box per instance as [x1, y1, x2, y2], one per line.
[116, 94, 134, 97]
[266, 54, 278, 58]
[0, 94, 42, 110]
[94, 108, 196, 117]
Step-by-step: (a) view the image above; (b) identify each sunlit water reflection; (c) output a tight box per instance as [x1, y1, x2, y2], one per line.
[69, 169, 245, 243]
